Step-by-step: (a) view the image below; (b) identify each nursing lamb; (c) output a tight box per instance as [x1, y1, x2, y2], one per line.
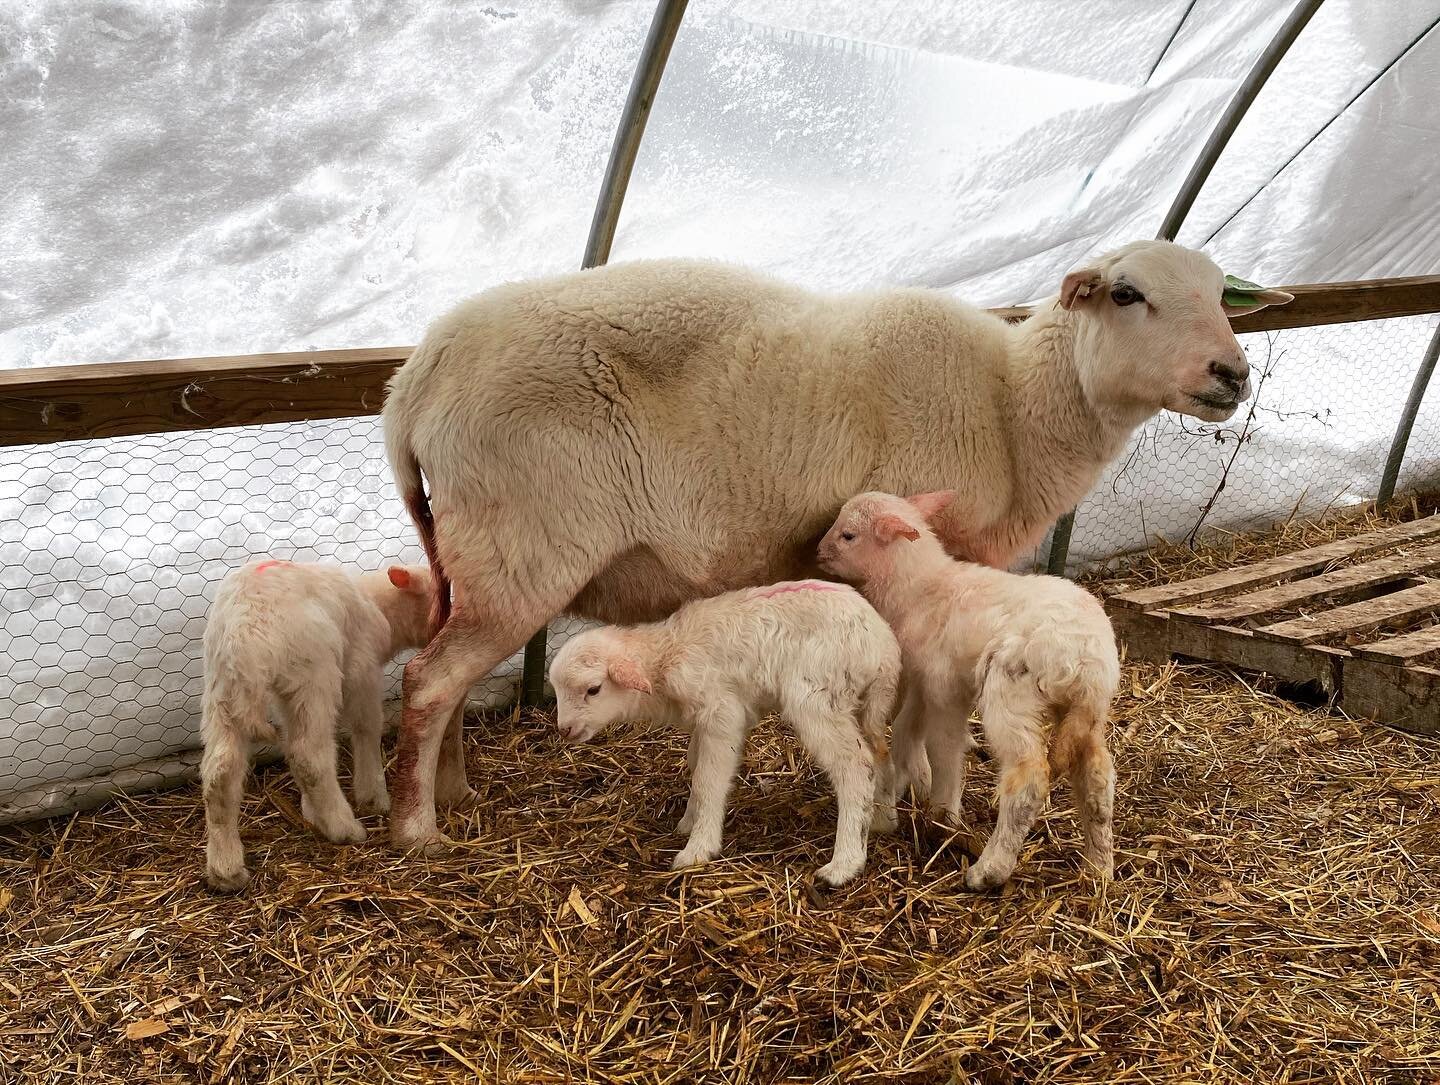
[548, 581, 901, 886]
[819, 491, 1120, 889]
[200, 560, 442, 891]
[382, 239, 1289, 848]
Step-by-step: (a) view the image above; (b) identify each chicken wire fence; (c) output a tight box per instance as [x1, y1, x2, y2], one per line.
[3, 313, 1439, 825]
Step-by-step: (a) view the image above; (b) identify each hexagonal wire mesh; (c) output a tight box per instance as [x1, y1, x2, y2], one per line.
[3, 315, 1439, 824]
[0, 415, 593, 824]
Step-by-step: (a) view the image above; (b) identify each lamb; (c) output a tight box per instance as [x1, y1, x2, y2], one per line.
[382, 239, 1289, 849]
[547, 581, 902, 886]
[200, 559, 450, 891]
[818, 491, 1121, 890]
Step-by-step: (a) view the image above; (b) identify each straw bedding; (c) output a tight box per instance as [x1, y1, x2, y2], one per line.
[3, 511, 1438, 1084]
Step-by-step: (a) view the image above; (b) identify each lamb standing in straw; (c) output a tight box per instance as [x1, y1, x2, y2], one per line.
[200, 560, 443, 891]
[819, 491, 1120, 889]
[382, 239, 1289, 849]
[548, 581, 901, 886]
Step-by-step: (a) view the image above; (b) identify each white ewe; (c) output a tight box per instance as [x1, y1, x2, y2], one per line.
[382, 240, 1288, 848]
[819, 491, 1121, 890]
[547, 581, 901, 886]
[200, 560, 444, 891]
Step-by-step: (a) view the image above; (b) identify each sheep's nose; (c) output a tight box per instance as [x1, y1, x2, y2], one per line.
[1208, 358, 1249, 388]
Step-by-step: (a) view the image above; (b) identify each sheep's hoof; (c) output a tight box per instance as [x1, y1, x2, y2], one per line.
[390, 823, 451, 854]
[206, 866, 251, 894]
[963, 862, 1009, 892]
[870, 808, 899, 834]
[815, 859, 863, 887]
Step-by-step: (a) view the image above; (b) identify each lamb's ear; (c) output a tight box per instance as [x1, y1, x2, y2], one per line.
[387, 567, 414, 591]
[1059, 267, 1105, 310]
[906, 490, 956, 522]
[1222, 278, 1294, 316]
[873, 514, 921, 544]
[608, 657, 652, 694]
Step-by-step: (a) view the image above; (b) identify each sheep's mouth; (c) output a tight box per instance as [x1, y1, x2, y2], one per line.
[1189, 391, 1243, 412]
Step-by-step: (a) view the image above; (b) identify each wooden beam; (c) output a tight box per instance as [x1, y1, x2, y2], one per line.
[3, 275, 1437, 448]
[0, 346, 410, 447]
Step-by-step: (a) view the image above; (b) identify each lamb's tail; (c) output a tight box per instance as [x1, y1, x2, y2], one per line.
[383, 391, 450, 637]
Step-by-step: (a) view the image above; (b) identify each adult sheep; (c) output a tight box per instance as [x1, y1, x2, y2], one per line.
[383, 239, 1291, 848]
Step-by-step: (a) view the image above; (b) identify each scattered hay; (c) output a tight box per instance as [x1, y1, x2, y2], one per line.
[4, 522, 1439, 1083]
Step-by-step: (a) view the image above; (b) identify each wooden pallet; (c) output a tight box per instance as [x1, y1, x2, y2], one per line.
[1107, 514, 1440, 736]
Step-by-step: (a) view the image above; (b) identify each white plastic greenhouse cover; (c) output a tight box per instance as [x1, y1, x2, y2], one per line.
[2, 0, 1438, 819]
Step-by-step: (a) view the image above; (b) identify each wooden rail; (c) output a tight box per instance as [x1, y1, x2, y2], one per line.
[2, 276, 1437, 448]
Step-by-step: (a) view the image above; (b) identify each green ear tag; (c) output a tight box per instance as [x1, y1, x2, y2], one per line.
[1222, 273, 1267, 308]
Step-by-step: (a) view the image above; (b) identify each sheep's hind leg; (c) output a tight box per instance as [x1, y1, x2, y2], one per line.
[434, 703, 477, 810]
[345, 667, 389, 817]
[676, 730, 699, 835]
[965, 678, 1049, 891]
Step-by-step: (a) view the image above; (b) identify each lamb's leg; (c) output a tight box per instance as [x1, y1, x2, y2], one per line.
[344, 668, 389, 817]
[924, 687, 976, 826]
[966, 678, 1049, 891]
[434, 703, 476, 810]
[889, 686, 931, 801]
[279, 664, 365, 845]
[672, 702, 746, 871]
[201, 696, 255, 893]
[676, 730, 699, 835]
[790, 704, 876, 887]
[1070, 724, 1116, 880]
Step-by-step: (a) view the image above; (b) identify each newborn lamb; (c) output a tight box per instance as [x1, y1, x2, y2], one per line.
[819, 492, 1120, 889]
[200, 560, 436, 891]
[548, 581, 901, 886]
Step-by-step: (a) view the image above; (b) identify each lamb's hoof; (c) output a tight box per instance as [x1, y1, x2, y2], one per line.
[436, 785, 479, 812]
[671, 844, 717, 871]
[815, 859, 863, 887]
[318, 816, 367, 845]
[206, 866, 251, 894]
[870, 809, 899, 835]
[354, 792, 390, 817]
[963, 862, 1009, 892]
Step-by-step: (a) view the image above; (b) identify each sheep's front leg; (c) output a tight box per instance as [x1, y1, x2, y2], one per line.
[672, 703, 745, 872]
[925, 686, 976, 826]
[344, 667, 389, 816]
[676, 730, 699, 835]
[889, 685, 931, 801]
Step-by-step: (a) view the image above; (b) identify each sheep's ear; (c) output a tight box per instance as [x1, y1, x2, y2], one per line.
[608, 657, 652, 694]
[1059, 267, 1105, 310]
[873, 514, 921, 544]
[387, 567, 414, 591]
[906, 490, 956, 522]
[1222, 276, 1294, 316]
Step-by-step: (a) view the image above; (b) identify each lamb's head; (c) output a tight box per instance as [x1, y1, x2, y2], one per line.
[361, 565, 437, 652]
[819, 490, 955, 582]
[1058, 240, 1292, 424]
[549, 628, 652, 743]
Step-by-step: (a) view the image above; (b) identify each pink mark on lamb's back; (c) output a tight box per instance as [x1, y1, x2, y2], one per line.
[253, 559, 293, 574]
[752, 579, 852, 600]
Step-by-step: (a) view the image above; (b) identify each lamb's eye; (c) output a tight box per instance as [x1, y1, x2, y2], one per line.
[1110, 283, 1144, 307]
[585, 684, 602, 697]
[840, 531, 856, 542]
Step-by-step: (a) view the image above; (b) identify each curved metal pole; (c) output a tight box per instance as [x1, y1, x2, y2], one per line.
[1378, 319, 1440, 506]
[522, 0, 690, 705]
[1046, 0, 1322, 577]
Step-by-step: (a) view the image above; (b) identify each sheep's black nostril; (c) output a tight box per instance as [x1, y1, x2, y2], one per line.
[1208, 359, 1248, 386]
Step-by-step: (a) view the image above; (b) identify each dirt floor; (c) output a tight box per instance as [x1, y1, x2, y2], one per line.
[4, 518, 1439, 1084]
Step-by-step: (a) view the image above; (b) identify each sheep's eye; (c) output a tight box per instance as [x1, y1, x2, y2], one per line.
[840, 531, 856, 542]
[585, 684, 602, 697]
[1110, 283, 1143, 307]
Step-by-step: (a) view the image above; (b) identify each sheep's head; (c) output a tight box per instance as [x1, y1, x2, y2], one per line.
[549, 629, 652, 743]
[362, 564, 437, 652]
[819, 490, 954, 581]
[1058, 240, 1292, 424]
